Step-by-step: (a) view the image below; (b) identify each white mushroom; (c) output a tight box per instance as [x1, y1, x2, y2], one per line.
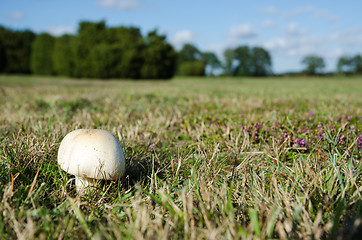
[57, 129, 126, 192]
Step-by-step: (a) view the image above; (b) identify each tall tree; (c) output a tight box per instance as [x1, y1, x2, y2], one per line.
[73, 21, 107, 78]
[0, 26, 35, 73]
[30, 33, 55, 75]
[352, 55, 362, 74]
[337, 55, 362, 75]
[223, 46, 272, 77]
[177, 44, 205, 76]
[53, 34, 76, 76]
[251, 47, 272, 76]
[301, 55, 325, 75]
[141, 30, 176, 79]
[0, 38, 5, 72]
[105, 26, 144, 79]
[337, 56, 353, 74]
[202, 52, 221, 76]
[223, 48, 235, 76]
[233, 46, 252, 76]
[178, 43, 202, 63]
[88, 43, 118, 78]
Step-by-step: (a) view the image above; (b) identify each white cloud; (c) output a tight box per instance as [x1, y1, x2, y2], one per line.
[281, 6, 340, 26]
[205, 44, 224, 58]
[329, 27, 362, 46]
[228, 24, 257, 44]
[327, 49, 344, 58]
[327, 15, 340, 23]
[171, 30, 194, 49]
[262, 19, 275, 28]
[98, 0, 141, 10]
[262, 6, 278, 14]
[264, 38, 287, 52]
[8, 11, 24, 20]
[264, 37, 322, 57]
[47, 26, 75, 36]
[312, 9, 329, 19]
[284, 23, 307, 37]
[284, 6, 315, 18]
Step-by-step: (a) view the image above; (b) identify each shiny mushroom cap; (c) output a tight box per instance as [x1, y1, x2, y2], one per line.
[57, 129, 125, 189]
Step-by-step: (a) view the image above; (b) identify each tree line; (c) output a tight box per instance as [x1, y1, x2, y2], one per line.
[0, 21, 273, 79]
[300, 55, 362, 75]
[1, 21, 177, 79]
[30, 21, 177, 79]
[1, 21, 361, 79]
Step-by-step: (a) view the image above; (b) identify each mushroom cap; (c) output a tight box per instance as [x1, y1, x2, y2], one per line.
[57, 129, 125, 180]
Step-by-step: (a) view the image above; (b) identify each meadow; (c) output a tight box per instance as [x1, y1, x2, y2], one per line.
[0, 75, 361, 239]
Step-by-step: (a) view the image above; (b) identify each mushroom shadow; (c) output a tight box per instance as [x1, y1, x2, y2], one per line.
[120, 145, 164, 188]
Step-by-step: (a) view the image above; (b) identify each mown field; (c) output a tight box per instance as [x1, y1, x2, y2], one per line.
[0, 75, 361, 239]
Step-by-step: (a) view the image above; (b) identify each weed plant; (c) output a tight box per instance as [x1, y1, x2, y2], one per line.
[0, 75, 361, 239]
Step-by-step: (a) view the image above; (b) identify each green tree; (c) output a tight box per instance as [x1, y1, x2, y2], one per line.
[87, 43, 117, 78]
[0, 39, 5, 72]
[0, 26, 35, 73]
[233, 46, 252, 76]
[73, 21, 107, 78]
[251, 47, 272, 76]
[30, 33, 55, 75]
[223, 48, 235, 76]
[337, 55, 362, 75]
[301, 55, 325, 75]
[223, 46, 272, 76]
[141, 30, 177, 79]
[105, 26, 144, 79]
[178, 43, 202, 63]
[202, 52, 221, 76]
[337, 56, 353, 74]
[352, 55, 362, 74]
[177, 43, 205, 76]
[53, 34, 76, 76]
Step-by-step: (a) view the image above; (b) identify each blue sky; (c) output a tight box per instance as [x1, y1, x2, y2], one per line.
[1, 0, 362, 73]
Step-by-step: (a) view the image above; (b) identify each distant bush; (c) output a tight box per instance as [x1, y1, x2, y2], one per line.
[177, 61, 205, 76]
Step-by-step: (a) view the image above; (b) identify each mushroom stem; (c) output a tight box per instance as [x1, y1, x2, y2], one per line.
[75, 177, 98, 193]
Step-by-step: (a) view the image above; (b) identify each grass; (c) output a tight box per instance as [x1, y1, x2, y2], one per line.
[0, 75, 361, 239]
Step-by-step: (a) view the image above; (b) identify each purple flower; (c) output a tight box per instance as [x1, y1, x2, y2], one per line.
[358, 134, 362, 150]
[281, 130, 288, 139]
[344, 115, 352, 121]
[315, 133, 324, 140]
[147, 141, 155, 149]
[295, 137, 307, 148]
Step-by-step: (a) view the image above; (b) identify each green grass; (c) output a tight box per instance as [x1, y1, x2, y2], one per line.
[0, 75, 361, 239]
